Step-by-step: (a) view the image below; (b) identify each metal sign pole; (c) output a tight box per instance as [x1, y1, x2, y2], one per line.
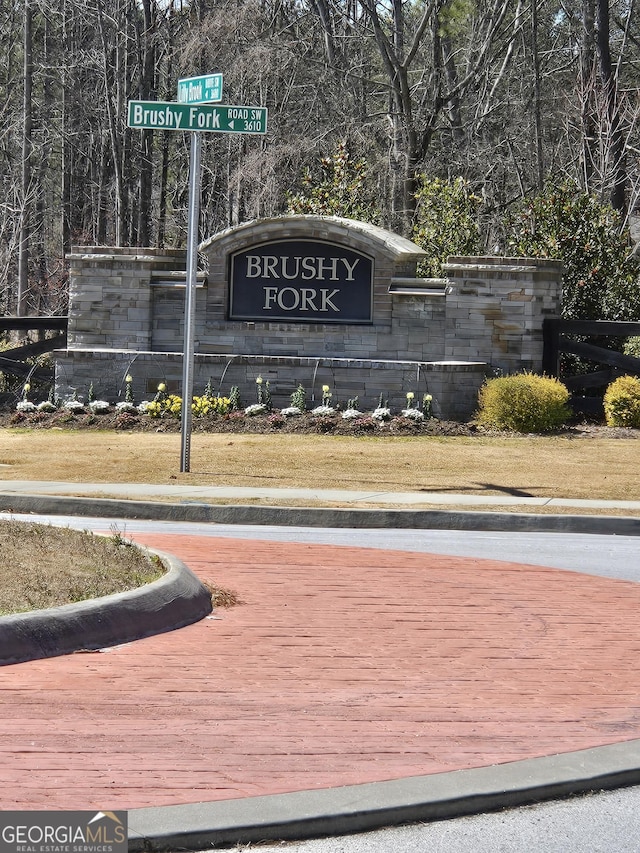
[180, 130, 202, 473]
[127, 81, 267, 473]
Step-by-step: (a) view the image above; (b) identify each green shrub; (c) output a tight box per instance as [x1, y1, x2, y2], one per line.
[477, 373, 571, 433]
[412, 176, 483, 277]
[623, 337, 640, 359]
[603, 375, 640, 427]
[286, 142, 380, 223]
[507, 180, 640, 321]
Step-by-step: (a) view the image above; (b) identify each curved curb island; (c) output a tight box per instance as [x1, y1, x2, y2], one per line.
[0, 548, 213, 665]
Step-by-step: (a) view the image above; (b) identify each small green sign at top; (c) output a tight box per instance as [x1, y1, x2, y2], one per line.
[177, 74, 223, 105]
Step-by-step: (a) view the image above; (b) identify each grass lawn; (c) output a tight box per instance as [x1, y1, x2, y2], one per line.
[0, 429, 638, 502]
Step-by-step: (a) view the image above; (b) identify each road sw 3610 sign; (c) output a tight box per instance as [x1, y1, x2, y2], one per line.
[229, 239, 374, 324]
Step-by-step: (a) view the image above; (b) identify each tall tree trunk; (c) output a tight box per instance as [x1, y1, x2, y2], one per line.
[531, 0, 544, 191]
[137, 0, 156, 247]
[17, 0, 33, 317]
[97, 0, 125, 245]
[597, 0, 626, 213]
[580, 0, 597, 190]
[61, 0, 71, 256]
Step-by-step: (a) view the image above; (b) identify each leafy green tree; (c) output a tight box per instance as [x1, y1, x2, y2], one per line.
[412, 176, 483, 277]
[286, 142, 380, 223]
[508, 181, 640, 320]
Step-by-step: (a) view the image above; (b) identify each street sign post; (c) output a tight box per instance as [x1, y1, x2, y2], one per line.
[177, 73, 223, 104]
[179, 131, 202, 474]
[127, 87, 268, 472]
[127, 101, 268, 134]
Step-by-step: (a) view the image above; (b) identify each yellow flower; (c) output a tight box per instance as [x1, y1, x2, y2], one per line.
[23, 383, 30, 393]
[424, 394, 432, 401]
[256, 376, 263, 384]
[322, 385, 330, 393]
[157, 382, 166, 392]
[406, 392, 415, 400]
[125, 374, 133, 383]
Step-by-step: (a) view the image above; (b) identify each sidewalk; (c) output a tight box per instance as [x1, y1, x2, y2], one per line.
[0, 484, 639, 849]
[2, 478, 640, 511]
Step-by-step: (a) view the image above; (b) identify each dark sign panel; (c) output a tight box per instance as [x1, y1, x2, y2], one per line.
[229, 239, 373, 324]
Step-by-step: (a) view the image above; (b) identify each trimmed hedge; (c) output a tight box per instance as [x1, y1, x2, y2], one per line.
[477, 373, 571, 433]
[603, 375, 640, 428]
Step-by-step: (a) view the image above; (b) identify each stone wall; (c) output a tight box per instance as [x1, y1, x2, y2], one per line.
[54, 350, 487, 421]
[66, 247, 190, 351]
[57, 217, 562, 420]
[444, 256, 563, 376]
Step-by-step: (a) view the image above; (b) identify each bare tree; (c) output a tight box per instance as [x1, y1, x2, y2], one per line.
[17, 0, 33, 316]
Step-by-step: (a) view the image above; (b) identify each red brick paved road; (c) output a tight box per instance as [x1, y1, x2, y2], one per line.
[1, 534, 640, 810]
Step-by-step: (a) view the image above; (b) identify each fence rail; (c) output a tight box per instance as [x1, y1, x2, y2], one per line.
[0, 316, 68, 381]
[542, 318, 640, 414]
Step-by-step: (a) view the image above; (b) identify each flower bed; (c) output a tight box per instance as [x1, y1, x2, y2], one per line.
[2, 406, 477, 436]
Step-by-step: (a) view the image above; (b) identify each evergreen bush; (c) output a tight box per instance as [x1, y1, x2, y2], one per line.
[477, 373, 571, 433]
[623, 337, 640, 359]
[412, 176, 483, 277]
[603, 375, 640, 428]
[508, 181, 640, 321]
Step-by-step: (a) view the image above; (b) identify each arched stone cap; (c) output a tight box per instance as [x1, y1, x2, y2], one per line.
[200, 215, 427, 263]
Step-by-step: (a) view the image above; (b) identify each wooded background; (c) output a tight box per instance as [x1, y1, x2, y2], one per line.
[3, 0, 640, 319]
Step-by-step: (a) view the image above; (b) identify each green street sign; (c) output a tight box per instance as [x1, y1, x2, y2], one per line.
[127, 101, 268, 134]
[177, 74, 223, 104]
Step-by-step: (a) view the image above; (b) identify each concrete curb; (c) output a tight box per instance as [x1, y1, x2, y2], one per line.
[1, 492, 640, 535]
[127, 740, 640, 850]
[0, 548, 212, 665]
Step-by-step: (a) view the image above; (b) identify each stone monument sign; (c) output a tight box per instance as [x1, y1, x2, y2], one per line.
[56, 215, 562, 419]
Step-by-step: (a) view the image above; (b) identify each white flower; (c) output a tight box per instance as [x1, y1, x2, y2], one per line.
[116, 401, 138, 413]
[89, 400, 110, 413]
[137, 401, 151, 413]
[244, 403, 266, 416]
[280, 406, 302, 417]
[341, 408, 363, 420]
[37, 401, 57, 412]
[63, 399, 85, 411]
[16, 400, 36, 412]
[311, 405, 335, 416]
[371, 407, 391, 421]
[401, 408, 424, 420]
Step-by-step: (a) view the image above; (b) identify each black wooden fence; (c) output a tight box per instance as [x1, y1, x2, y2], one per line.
[0, 316, 68, 383]
[542, 319, 640, 414]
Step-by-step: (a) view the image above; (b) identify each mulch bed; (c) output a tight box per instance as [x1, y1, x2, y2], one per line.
[2, 408, 639, 439]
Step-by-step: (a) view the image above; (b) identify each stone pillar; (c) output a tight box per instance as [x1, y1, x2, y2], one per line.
[66, 247, 187, 351]
[444, 256, 562, 375]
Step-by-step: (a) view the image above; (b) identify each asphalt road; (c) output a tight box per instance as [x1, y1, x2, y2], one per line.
[17, 514, 640, 581]
[243, 784, 640, 853]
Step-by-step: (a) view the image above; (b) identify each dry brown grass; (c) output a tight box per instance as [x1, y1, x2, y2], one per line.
[0, 428, 638, 502]
[0, 520, 165, 615]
